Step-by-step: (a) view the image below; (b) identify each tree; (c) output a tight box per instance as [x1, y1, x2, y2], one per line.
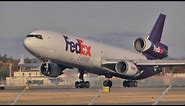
[0, 67, 9, 80]
[24, 57, 32, 63]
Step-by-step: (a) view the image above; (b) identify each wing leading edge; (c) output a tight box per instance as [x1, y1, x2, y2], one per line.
[135, 60, 185, 66]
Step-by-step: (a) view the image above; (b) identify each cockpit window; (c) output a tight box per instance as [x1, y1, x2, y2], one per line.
[26, 34, 43, 39]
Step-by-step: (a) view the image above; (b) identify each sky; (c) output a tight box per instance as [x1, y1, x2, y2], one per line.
[0, 1, 185, 59]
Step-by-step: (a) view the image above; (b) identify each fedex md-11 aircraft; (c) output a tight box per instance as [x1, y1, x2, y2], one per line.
[23, 14, 185, 88]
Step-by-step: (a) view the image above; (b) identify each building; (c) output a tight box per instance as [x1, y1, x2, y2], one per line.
[6, 70, 63, 86]
[5, 54, 97, 86]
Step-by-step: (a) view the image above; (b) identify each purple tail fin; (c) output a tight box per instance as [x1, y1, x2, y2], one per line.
[140, 14, 168, 60]
[148, 14, 166, 43]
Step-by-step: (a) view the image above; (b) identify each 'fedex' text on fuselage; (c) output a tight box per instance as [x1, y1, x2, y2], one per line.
[63, 35, 91, 57]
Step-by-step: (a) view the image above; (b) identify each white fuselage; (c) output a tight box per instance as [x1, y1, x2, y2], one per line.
[24, 30, 150, 79]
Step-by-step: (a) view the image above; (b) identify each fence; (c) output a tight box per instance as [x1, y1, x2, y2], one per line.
[5, 74, 185, 88]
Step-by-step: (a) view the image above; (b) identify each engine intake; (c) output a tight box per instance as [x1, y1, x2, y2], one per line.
[115, 60, 138, 76]
[133, 37, 168, 59]
[134, 38, 152, 52]
[40, 62, 64, 77]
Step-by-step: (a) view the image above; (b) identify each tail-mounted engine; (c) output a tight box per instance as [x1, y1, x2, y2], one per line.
[40, 62, 64, 77]
[115, 60, 139, 76]
[133, 37, 168, 59]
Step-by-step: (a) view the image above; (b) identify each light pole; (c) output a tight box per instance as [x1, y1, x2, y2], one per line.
[9, 63, 12, 77]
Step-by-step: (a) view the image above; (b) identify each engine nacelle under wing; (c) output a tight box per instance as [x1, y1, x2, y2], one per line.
[40, 62, 64, 77]
[115, 60, 139, 76]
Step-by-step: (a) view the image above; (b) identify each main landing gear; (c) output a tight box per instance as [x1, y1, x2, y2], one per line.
[103, 79, 138, 88]
[75, 70, 90, 88]
[123, 80, 138, 87]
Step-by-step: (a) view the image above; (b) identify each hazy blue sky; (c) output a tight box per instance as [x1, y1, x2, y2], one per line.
[0, 1, 185, 59]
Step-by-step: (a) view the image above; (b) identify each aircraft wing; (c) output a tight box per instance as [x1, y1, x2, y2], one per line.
[135, 60, 185, 66]
[102, 59, 185, 67]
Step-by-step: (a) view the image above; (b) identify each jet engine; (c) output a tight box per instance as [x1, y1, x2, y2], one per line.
[40, 62, 64, 77]
[133, 37, 168, 59]
[115, 60, 139, 76]
[134, 38, 152, 52]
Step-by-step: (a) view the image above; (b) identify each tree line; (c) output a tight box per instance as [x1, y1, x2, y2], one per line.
[0, 54, 34, 81]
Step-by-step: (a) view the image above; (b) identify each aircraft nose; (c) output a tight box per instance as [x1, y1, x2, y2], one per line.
[23, 37, 32, 49]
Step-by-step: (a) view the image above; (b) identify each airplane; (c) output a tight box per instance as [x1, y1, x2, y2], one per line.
[23, 14, 185, 88]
